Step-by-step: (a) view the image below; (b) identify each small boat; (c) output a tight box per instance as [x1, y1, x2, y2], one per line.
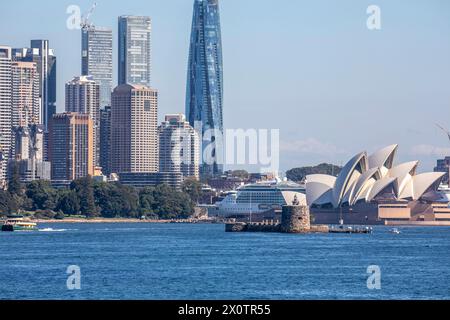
[390, 228, 401, 235]
[1, 215, 38, 232]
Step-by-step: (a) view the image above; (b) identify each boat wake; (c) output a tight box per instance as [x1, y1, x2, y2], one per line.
[39, 228, 69, 232]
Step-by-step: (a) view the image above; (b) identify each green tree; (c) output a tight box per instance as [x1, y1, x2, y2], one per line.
[25, 180, 58, 211]
[8, 161, 23, 197]
[152, 184, 194, 219]
[139, 187, 155, 216]
[56, 190, 80, 216]
[181, 178, 202, 204]
[286, 164, 342, 182]
[71, 176, 98, 217]
[0, 190, 18, 215]
[94, 182, 139, 218]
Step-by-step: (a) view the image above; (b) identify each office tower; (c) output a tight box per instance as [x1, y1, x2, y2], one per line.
[49, 113, 94, 182]
[0, 46, 12, 185]
[118, 16, 152, 86]
[65, 75, 100, 165]
[9, 124, 50, 182]
[186, 0, 224, 177]
[111, 84, 158, 174]
[81, 25, 113, 108]
[11, 61, 40, 128]
[13, 40, 57, 130]
[99, 106, 111, 175]
[159, 114, 200, 180]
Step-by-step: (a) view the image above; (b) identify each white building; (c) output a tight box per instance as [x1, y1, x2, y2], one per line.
[159, 114, 200, 180]
[0, 46, 12, 186]
[306, 145, 448, 224]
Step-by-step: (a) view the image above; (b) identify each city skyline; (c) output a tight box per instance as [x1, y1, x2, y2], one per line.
[1, 0, 450, 173]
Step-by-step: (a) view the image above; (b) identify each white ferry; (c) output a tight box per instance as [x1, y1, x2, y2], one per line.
[210, 179, 306, 220]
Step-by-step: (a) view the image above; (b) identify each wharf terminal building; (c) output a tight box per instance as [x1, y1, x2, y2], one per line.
[306, 145, 450, 225]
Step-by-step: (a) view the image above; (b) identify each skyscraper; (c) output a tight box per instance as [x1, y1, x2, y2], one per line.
[49, 113, 94, 182]
[65, 75, 100, 166]
[159, 114, 200, 180]
[13, 40, 57, 130]
[186, 0, 224, 177]
[11, 61, 40, 128]
[0, 46, 12, 185]
[118, 16, 152, 87]
[99, 106, 112, 175]
[111, 84, 158, 174]
[10, 124, 50, 182]
[82, 26, 113, 108]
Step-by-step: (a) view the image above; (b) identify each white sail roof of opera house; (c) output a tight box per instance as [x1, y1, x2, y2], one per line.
[305, 145, 446, 208]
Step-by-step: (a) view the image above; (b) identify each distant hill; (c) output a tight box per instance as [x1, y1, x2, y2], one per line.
[286, 164, 342, 182]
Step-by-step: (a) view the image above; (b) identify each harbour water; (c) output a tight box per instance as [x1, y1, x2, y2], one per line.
[0, 223, 449, 300]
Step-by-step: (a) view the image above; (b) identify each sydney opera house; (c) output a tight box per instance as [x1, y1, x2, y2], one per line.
[306, 145, 450, 225]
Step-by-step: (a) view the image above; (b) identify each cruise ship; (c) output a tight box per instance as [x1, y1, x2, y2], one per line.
[438, 185, 450, 203]
[209, 180, 306, 220]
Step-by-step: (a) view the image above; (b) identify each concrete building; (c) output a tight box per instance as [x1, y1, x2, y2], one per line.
[81, 25, 113, 108]
[12, 40, 57, 131]
[118, 16, 152, 87]
[9, 124, 50, 182]
[111, 84, 158, 174]
[159, 114, 200, 180]
[49, 113, 94, 182]
[65, 75, 100, 166]
[434, 157, 450, 184]
[11, 61, 40, 128]
[119, 172, 183, 189]
[0, 46, 12, 186]
[99, 106, 112, 175]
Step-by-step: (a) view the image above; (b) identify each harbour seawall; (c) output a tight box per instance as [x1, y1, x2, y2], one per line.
[226, 205, 330, 234]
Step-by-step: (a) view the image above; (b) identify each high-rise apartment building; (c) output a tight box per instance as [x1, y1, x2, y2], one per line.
[111, 84, 158, 174]
[0, 46, 12, 185]
[159, 114, 200, 180]
[82, 26, 113, 108]
[118, 16, 152, 87]
[11, 61, 40, 128]
[49, 113, 94, 182]
[65, 75, 100, 166]
[9, 124, 50, 182]
[13, 40, 57, 130]
[186, 0, 224, 177]
[99, 106, 112, 175]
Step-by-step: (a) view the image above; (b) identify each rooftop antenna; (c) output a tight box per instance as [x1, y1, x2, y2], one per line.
[81, 2, 97, 30]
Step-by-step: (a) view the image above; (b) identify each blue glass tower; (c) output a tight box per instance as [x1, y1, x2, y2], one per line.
[186, 0, 224, 177]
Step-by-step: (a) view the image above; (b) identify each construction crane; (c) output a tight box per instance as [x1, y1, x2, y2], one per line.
[80, 2, 97, 30]
[436, 123, 450, 144]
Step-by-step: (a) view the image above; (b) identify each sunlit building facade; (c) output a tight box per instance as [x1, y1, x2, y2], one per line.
[82, 26, 113, 108]
[118, 16, 152, 87]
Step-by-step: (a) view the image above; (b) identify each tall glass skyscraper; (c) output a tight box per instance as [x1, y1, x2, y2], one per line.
[118, 16, 152, 87]
[82, 26, 113, 108]
[186, 0, 224, 177]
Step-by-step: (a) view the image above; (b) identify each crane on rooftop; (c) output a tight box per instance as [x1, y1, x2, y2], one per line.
[436, 123, 450, 144]
[80, 2, 97, 30]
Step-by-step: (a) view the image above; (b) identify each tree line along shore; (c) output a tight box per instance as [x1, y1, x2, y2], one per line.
[0, 169, 203, 221]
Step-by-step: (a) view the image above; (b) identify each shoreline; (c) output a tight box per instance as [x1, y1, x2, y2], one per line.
[35, 218, 216, 224]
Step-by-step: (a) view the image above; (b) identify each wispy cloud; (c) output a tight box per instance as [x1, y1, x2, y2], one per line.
[410, 144, 450, 157]
[280, 138, 346, 156]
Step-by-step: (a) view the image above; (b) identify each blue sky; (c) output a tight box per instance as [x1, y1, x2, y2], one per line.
[2, 0, 450, 173]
